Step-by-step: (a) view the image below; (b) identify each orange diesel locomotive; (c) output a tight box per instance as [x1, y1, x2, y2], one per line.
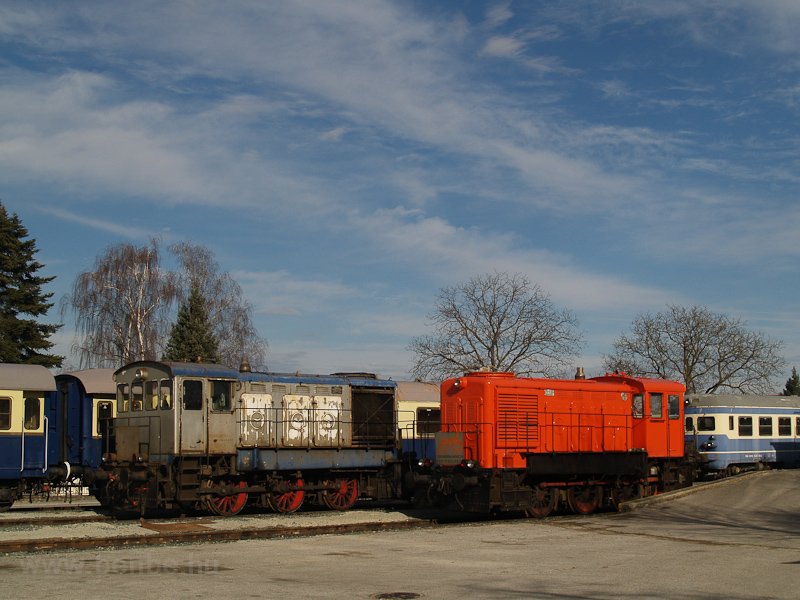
[413, 370, 690, 516]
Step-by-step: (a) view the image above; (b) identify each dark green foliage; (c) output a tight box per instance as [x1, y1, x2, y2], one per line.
[0, 202, 62, 367]
[163, 284, 220, 363]
[782, 367, 800, 396]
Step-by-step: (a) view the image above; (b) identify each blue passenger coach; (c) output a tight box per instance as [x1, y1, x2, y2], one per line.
[685, 394, 800, 475]
[0, 364, 56, 509]
[0, 364, 116, 510]
[53, 369, 116, 480]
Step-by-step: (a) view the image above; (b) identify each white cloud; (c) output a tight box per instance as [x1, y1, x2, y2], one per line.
[350, 208, 671, 311]
[236, 270, 355, 317]
[35, 205, 152, 240]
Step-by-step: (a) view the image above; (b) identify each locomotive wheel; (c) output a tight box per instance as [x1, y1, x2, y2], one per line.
[525, 486, 557, 518]
[205, 481, 248, 516]
[566, 485, 601, 515]
[270, 479, 305, 513]
[321, 479, 359, 511]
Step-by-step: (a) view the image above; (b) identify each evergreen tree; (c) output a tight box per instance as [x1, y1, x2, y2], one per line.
[163, 284, 220, 363]
[0, 201, 62, 367]
[782, 367, 800, 396]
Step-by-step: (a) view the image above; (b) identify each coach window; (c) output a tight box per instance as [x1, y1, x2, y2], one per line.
[416, 408, 441, 436]
[738, 416, 753, 436]
[633, 394, 644, 418]
[758, 416, 772, 437]
[117, 383, 129, 412]
[160, 380, 173, 410]
[697, 416, 715, 432]
[729, 416, 734, 431]
[778, 417, 791, 436]
[650, 393, 663, 419]
[668, 395, 680, 419]
[96, 401, 114, 436]
[182, 380, 203, 411]
[146, 381, 159, 411]
[211, 380, 233, 412]
[684, 416, 694, 432]
[131, 382, 144, 412]
[24, 397, 40, 430]
[796, 417, 800, 436]
[0, 397, 10, 430]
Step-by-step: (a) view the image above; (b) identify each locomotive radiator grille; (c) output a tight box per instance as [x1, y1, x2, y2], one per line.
[497, 392, 539, 448]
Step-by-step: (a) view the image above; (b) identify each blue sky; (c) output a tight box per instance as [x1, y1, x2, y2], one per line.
[1, 1, 799, 384]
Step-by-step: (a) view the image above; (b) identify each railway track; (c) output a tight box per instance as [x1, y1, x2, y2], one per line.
[0, 478, 738, 556]
[0, 509, 439, 555]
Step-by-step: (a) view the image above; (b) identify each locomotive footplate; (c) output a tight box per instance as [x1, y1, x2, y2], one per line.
[525, 451, 648, 478]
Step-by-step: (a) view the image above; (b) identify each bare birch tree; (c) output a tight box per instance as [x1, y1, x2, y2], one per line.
[62, 240, 179, 368]
[170, 241, 267, 369]
[409, 272, 583, 380]
[603, 304, 785, 394]
[62, 240, 267, 369]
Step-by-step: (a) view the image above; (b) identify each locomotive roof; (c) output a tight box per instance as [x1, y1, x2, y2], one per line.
[455, 371, 685, 392]
[243, 370, 396, 388]
[57, 368, 116, 394]
[114, 361, 240, 380]
[113, 360, 395, 388]
[686, 394, 800, 409]
[0, 363, 56, 391]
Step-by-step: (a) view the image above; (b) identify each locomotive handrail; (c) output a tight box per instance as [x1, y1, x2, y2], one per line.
[237, 405, 396, 449]
[445, 408, 636, 461]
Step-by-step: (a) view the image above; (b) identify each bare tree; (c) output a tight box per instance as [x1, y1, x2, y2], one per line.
[409, 272, 583, 380]
[603, 304, 785, 394]
[63, 240, 267, 370]
[170, 241, 267, 369]
[62, 240, 179, 368]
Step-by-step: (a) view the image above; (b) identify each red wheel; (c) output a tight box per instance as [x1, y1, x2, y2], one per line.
[271, 479, 305, 513]
[321, 479, 358, 511]
[205, 481, 248, 516]
[566, 485, 601, 515]
[525, 485, 558, 518]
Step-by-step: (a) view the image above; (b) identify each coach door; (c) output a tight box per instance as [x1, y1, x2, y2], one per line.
[179, 379, 206, 453]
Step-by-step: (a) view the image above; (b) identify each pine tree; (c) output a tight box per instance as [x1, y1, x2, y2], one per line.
[0, 201, 62, 367]
[782, 367, 800, 396]
[163, 284, 220, 363]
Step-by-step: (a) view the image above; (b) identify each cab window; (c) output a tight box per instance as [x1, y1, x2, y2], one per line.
[0, 397, 10, 430]
[668, 395, 680, 419]
[211, 380, 233, 412]
[160, 380, 173, 410]
[24, 397, 40, 430]
[117, 383, 130, 412]
[183, 380, 203, 411]
[131, 382, 144, 412]
[146, 381, 159, 410]
[650, 393, 663, 419]
[632, 394, 643, 418]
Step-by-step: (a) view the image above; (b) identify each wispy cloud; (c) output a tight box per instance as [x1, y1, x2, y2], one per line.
[35, 205, 152, 240]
